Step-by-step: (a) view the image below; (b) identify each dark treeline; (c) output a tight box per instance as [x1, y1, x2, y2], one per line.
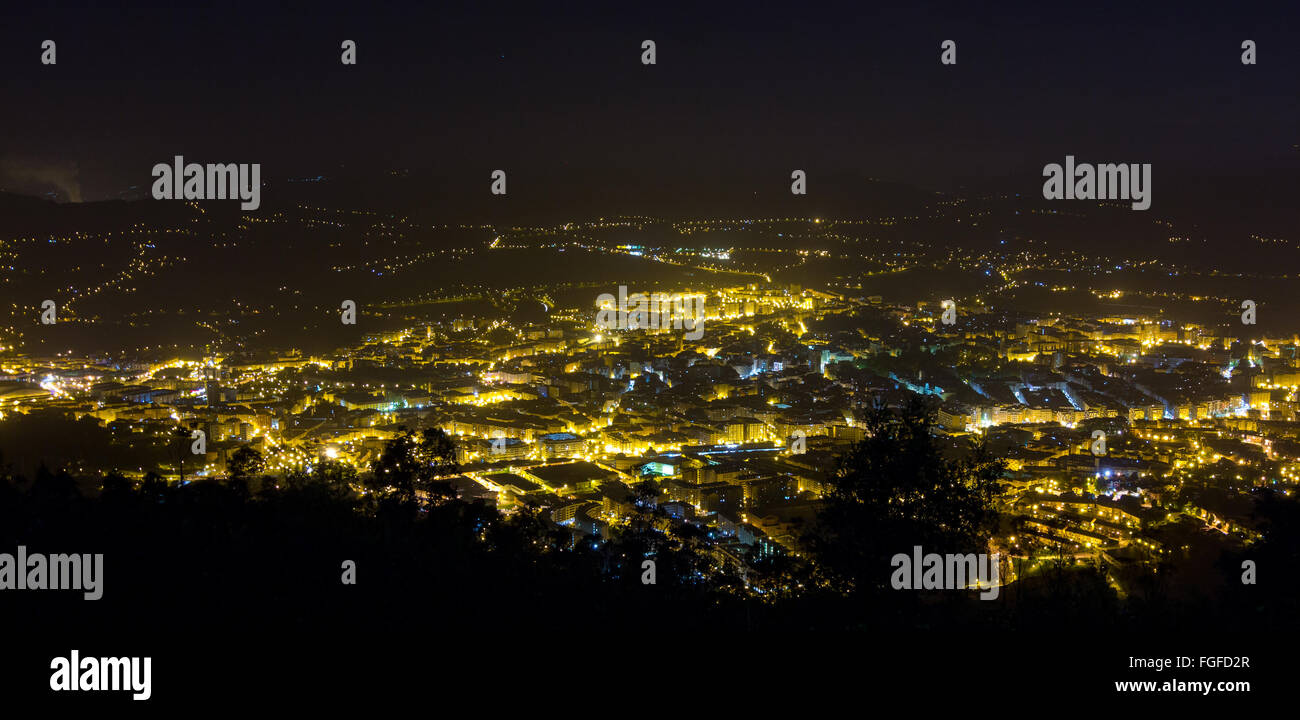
[0, 407, 1296, 644]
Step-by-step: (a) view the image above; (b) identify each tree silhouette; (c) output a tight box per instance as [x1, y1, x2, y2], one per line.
[366, 426, 458, 504]
[228, 445, 264, 482]
[172, 425, 192, 480]
[805, 396, 1003, 597]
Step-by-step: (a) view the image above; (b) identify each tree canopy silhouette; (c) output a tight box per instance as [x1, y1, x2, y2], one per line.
[806, 397, 1003, 596]
[365, 426, 458, 504]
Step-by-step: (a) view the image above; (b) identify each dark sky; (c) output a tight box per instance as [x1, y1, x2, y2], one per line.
[1, 0, 1296, 204]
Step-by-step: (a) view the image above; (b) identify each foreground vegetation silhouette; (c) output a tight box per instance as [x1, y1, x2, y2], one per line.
[1, 408, 1295, 647]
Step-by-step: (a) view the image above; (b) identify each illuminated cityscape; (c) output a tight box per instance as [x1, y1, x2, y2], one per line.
[3, 200, 1297, 598]
[1, 0, 1293, 706]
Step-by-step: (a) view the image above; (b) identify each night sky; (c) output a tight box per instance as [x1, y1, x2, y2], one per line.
[1, 1, 1296, 207]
